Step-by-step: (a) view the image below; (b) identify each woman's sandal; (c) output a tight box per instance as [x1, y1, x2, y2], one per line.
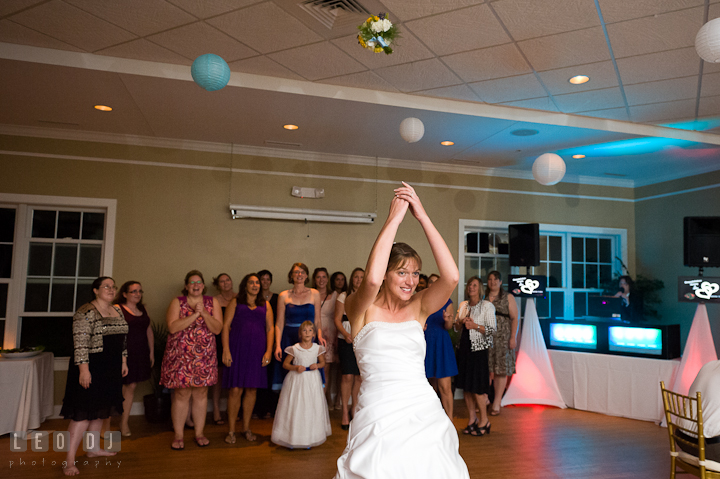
[462, 420, 479, 435]
[471, 421, 491, 436]
[194, 436, 210, 447]
[224, 432, 236, 444]
[171, 439, 184, 450]
[243, 430, 257, 442]
[489, 407, 501, 416]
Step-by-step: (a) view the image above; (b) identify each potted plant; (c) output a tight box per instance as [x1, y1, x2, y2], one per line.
[143, 321, 171, 423]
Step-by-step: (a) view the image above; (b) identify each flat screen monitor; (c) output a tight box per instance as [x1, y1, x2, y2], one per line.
[608, 326, 663, 356]
[549, 323, 597, 350]
[587, 296, 623, 318]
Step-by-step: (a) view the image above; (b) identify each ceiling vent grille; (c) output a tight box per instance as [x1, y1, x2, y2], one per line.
[298, 0, 370, 29]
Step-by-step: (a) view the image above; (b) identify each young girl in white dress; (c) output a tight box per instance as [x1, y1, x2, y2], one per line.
[271, 321, 332, 449]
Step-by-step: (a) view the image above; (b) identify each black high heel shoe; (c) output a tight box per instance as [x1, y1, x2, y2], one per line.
[474, 421, 491, 436]
[462, 420, 479, 435]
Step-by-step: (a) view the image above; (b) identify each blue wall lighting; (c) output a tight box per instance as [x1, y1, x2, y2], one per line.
[608, 326, 662, 355]
[550, 323, 597, 350]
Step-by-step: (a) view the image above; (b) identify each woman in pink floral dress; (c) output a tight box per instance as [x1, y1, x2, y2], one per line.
[161, 270, 223, 450]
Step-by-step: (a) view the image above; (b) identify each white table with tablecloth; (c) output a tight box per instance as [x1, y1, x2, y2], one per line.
[0, 352, 54, 436]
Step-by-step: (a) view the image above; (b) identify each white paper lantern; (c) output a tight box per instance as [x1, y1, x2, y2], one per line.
[399, 117, 424, 143]
[696, 18, 720, 63]
[532, 153, 566, 186]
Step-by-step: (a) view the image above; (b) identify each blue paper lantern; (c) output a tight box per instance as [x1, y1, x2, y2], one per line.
[191, 54, 231, 92]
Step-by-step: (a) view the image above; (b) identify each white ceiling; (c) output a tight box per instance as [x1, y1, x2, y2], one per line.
[1, 0, 720, 187]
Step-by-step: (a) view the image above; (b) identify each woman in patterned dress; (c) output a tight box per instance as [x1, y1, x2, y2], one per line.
[485, 270, 519, 416]
[312, 267, 339, 408]
[161, 270, 223, 450]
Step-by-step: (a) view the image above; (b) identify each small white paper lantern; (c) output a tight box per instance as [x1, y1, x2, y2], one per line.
[399, 117, 424, 143]
[696, 17, 720, 63]
[191, 54, 231, 91]
[532, 153, 566, 186]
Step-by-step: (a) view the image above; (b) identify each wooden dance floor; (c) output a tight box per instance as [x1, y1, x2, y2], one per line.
[1, 402, 669, 479]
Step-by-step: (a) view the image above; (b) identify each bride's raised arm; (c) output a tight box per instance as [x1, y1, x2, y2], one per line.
[345, 192, 409, 335]
[397, 182, 459, 320]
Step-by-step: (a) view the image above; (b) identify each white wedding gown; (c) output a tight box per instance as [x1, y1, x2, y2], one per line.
[334, 321, 470, 479]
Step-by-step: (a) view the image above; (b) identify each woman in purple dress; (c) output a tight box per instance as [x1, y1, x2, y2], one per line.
[222, 273, 274, 443]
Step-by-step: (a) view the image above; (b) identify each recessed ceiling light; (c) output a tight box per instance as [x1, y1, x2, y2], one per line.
[572, 154, 586, 159]
[569, 75, 590, 85]
[94, 105, 112, 111]
[440, 141, 454, 146]
[283, 124, 299, 130]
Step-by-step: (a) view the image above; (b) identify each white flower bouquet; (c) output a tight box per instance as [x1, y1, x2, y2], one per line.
[357, 13, 399, 55]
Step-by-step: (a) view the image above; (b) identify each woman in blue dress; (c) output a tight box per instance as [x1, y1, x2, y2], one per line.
[424, 274, 458, 419]
[272, 263, 325, 390]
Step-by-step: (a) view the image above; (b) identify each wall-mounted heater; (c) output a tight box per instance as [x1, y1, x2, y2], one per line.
[230, 205, 376, 224]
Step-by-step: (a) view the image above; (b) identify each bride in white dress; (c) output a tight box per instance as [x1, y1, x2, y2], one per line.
[334, 182, 470, 479]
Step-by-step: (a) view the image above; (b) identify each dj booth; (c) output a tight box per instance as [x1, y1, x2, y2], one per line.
[540, 318, 681, 422]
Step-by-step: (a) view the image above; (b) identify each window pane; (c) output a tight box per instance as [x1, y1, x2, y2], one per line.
[535, 295, 549, 318]
[549, 236, 562, 262]
[496, 233, 509, 255]
[0, 244, 12, 278]
[57, 211, 81, 239]
[535, 263, 547, 279]
[465, 257, 480, 283]
[495, 258, 510, 285]
[550, 291, 564, 319]
[0, 283, 7, 318]
[81, 212, 105, 240]
[586, 264, 598, 289]
[586, 238, 598, 262]
[20, 316, 74, 357]
[549, 263, 563, 287]
[28, 243, 52, 276]
[51, 280, 76, 312]
[574, 292, 587, 317]
[477, 257, 493, 281]
[572, 264, 584, 288]
[539, 235, 547, 261]
[0, 208, 16, 242]
[32, 210, 56, 238]
[599, 238, 612, 264]
[571, 237, 583, 262]
[78, 245, 102, 277]
[479, 233, 490, 253]
[53, 244, 78, 277]
[466, 232, 478, 253]
[25, 278, 50, 312]
[75, 279, 94, 308]
[600, 265, 612, 288]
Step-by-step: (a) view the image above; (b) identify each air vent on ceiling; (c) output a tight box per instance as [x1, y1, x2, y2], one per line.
[298, 0, 370, 29]
[265, 140, 303, 147]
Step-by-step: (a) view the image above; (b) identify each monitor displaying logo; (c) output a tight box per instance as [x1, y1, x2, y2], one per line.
[678, 277, 720, 303]
[508, 275, 546, 298]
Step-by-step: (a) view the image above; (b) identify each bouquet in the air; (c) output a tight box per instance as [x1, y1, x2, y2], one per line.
[357, 13, 399, 55]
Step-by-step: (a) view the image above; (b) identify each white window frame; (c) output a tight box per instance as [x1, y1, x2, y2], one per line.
[0, 193, 116, 352]
[458, 220, 627, 318]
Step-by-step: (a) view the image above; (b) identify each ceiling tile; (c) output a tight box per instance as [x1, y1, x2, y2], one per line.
[537, 61, 618, 95]
[628, 99, 696, 122]
[469, 73, 546, 103]
[269, 42, 366, 81]
[378, 0, 484, 22]
[148, 21, 256, 63]
[555, 87, 625, 113]
[606, 7, 704, 59]
[405, 4, 510, 56]
[226, 55, 303, 80]
[518, 27, 610, 71]
[575, 107, 630, 121]
[442, 43, 532, 82]
[624, 76, 698, 106]
[9, 0, 136, 51]
[207, 2, 321, 54]
[413, 84, 483, 102]
[331, 32, 435, 70]
[96, 39, 193, 65]
[701, 72, 720, 97]
[318, 71, 400, 93]
[598, 0, 703, 24]
[375, 58, 462, 92]
[167, 0, 261, 18]
[491, 0, 601, 41]
[65, 0, 195, 36]
[616, 47, 701, 84]
[498, 96, 559, 112]
[0, 0, 45, 17]
[0, 19, 84, 51]
[699, 95, 720, 117]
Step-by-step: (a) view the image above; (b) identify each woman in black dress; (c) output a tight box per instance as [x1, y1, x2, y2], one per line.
[61, 276, 128, 476]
